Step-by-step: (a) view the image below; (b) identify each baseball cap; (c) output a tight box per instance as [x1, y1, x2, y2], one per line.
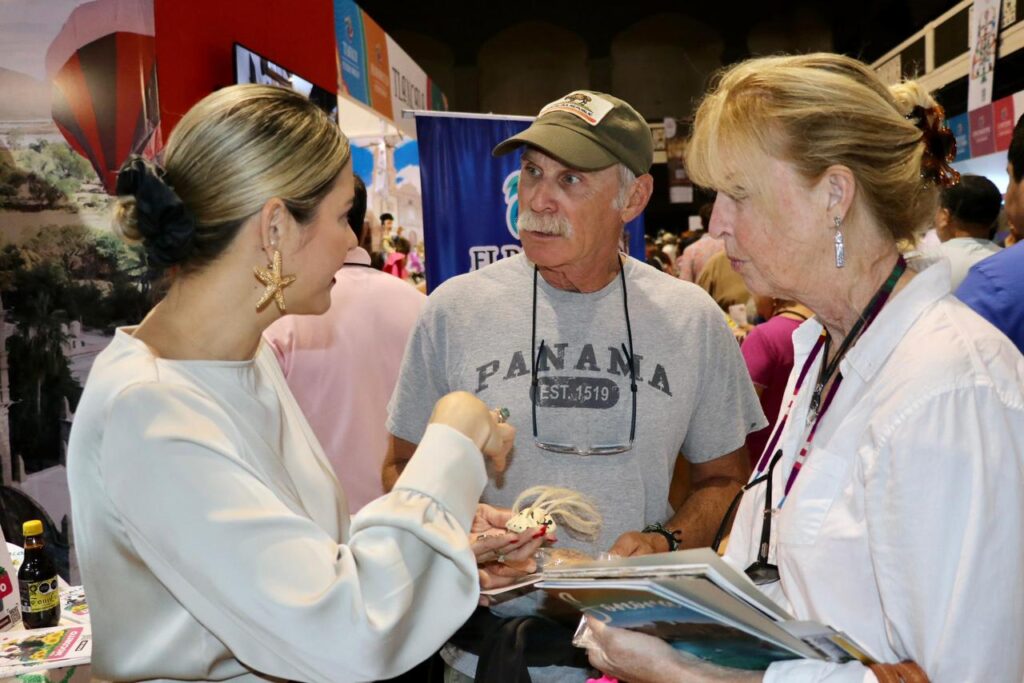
[492, 90, 653, 176]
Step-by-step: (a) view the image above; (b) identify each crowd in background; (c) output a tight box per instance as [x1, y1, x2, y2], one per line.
[360, 210, 426, 290]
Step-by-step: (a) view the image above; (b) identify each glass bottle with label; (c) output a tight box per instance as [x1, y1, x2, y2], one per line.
[18, 520, 59, 629]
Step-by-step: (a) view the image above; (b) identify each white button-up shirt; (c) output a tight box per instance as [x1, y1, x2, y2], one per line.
[725, 259, 1024, 682]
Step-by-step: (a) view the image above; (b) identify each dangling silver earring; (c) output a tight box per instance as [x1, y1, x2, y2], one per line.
[833, 216, 846, 268]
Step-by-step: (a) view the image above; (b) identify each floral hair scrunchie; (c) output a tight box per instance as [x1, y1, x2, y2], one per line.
[907, 104, 960, 188]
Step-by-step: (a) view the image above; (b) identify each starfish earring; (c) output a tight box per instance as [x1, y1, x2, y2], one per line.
[254, 250, 297, 313]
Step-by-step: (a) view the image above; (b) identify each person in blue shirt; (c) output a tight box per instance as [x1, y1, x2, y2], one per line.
[956, 114, 1024, 351]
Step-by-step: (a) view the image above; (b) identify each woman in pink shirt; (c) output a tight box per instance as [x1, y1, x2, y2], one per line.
[740, 297, 812, 467]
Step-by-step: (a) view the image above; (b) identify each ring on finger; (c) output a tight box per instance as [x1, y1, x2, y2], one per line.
[495, 407, 510, 424]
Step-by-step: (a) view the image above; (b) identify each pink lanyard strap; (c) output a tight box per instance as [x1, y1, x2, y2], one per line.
[753, 332, 826, 473]
[779, 369, 843, 504]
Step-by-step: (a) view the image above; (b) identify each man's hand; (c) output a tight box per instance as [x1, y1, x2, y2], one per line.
[662, 448, 750, 550]
[608, 530, 669, 557]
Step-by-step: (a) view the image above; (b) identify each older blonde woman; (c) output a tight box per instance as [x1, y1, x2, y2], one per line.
[66, 85, 534, 682]
[582, 53, 1024, 683]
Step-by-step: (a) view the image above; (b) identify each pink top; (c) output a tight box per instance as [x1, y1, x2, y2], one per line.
[676, 234, 724, 282]
[383, 252, 408, 280]
[264, 247, 425, 513]
[740, 315, 804, 466]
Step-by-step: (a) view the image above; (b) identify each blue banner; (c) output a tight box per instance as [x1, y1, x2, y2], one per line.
[947, 112, 971, 162]
[334, 0, 369, 105]
[415, 114, 645, 292]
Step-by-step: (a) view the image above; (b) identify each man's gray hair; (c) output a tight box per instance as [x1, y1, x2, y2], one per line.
[613, 163, 637, 210]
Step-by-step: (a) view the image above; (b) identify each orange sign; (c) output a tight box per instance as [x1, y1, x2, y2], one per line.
[360, 10, 392, 120]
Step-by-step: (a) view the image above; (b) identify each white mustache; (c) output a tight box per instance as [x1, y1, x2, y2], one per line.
[518, 207, 573, 237]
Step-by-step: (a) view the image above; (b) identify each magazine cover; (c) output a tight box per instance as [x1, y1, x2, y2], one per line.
[59, 586, 88, 624]
[0, 625, 91, 676]
[548, 584, 800, 670]
[540, 549, 876, 666]
[542, 547, 789, 620]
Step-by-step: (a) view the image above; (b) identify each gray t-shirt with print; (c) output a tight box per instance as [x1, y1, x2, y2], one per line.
[387, 253, 765, 681]
[388, 253, 764, 553]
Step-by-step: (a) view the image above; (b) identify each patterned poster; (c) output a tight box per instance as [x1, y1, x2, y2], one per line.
[968, 0, 1001, 110]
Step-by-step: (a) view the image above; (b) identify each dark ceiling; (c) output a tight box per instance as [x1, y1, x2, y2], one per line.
[357, 0, 965, 66]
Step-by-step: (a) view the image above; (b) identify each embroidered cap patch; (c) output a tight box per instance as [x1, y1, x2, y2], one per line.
[538, 91, 615, 126]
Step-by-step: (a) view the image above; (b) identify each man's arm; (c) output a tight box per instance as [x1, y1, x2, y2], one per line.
[609, 446, 750, 556]
[666, 446, 749, 548]
[382, 434, 417, 492]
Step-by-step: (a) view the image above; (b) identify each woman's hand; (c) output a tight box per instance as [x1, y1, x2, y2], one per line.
[470, 504, 555, 605]
[581, 617, 763, 683]
[428, 392, 515, 471]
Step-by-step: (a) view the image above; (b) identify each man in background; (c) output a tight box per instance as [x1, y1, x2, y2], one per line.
[675, 202, 723, 281]
[380, 212, 396, 253]
[696, 249, 750, 313]
[935, 174, 1002, 288]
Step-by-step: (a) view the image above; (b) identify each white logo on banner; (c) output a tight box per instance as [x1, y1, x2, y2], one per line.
[503, 170, 520, 240]
[466, 169, 523, 271]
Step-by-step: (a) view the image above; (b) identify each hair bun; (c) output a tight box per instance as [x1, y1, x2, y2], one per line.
[115, 156, 197, 267]
[907, 104, 960, 188]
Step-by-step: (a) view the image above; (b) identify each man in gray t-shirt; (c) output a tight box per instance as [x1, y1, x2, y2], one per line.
[384, 90, 765, 682]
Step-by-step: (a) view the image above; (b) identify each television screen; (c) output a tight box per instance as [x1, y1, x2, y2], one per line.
[234, 43, 338, 121]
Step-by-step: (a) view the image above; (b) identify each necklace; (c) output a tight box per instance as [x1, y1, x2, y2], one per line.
[774, 308, 809, 322]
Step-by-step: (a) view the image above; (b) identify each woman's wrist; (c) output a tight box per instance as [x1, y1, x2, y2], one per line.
[428, 391, 492, 451]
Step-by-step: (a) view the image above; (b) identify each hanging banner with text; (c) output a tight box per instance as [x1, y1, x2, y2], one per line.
[334, 0, 446, 137]
[415, 113, 645, 292]
[968, 0, 1001, 111]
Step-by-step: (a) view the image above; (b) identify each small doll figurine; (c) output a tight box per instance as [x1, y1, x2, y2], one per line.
[505, 486, 602, 541]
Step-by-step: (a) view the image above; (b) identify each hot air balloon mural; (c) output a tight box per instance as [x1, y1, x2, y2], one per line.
[45, 0, 160, 195]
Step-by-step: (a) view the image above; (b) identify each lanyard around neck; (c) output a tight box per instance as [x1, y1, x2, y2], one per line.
[807, 256, 907, 420]
[530, 258, 637, 442]
[753, 255, 907, 503]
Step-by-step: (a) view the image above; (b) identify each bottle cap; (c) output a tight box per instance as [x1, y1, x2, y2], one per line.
[22, 520, 43, 537]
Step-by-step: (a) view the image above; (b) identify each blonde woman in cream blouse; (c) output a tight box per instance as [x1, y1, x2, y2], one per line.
[68, 85, 527, 682]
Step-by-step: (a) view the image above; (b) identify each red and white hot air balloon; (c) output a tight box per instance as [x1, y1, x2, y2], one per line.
[45, 0, 161, 194]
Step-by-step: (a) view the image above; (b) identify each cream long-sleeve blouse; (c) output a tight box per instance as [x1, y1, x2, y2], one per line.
[67, 329, 486, 682]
